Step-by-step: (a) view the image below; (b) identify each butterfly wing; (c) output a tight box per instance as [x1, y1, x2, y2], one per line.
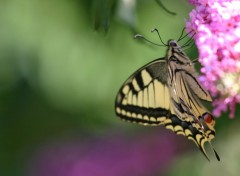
[115, 58, 171, 125]
[115, 57, 220, 161]
[184, 65, 212, 102]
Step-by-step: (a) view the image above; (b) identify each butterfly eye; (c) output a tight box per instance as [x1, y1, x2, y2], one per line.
[170, 41, 177, 47]
[203, 113, 213, 124]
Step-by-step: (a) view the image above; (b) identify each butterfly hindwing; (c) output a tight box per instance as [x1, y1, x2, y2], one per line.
[165, 114, 216, 161]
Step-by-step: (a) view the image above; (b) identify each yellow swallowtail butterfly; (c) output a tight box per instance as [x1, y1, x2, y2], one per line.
[115, 29, 220, 161]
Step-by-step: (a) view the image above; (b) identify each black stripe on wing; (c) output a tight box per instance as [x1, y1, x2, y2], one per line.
[116, 105, 171, 125]
[135, 72, 145, 90]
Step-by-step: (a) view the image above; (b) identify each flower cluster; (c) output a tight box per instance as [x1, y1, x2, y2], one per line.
[186, 0, 240, 118]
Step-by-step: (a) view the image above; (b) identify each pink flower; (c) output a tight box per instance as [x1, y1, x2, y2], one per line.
[186, 0, 240, 118]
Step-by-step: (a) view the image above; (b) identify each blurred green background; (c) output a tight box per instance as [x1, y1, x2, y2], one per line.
[0, 0, 239, 176]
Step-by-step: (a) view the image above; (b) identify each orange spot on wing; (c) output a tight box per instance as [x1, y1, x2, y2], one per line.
[204, 113, 213, 124]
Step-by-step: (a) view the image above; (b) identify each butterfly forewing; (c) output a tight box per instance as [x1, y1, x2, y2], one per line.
[115, 59, 172, 125]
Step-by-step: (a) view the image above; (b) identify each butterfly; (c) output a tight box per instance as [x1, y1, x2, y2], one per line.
[115, 29, 220, 161]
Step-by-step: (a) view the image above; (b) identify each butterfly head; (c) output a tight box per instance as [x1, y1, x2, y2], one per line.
[167, 40, 189, 64]
[168, 40, 186, 54]
[168, 40, 182, 50]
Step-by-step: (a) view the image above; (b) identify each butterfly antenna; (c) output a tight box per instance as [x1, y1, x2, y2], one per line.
[182, 40, 195, 51]
[177, 29, 195, 42]
[151, 28, 168, 46]
[182, 40, 194, 48]
[177, 27, 186, 41]
[134, 34, 166, 47]
[181, 33, 196, 48]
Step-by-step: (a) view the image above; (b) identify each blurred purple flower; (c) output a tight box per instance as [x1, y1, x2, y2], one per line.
[27, 129, 187, 176]
[186, 0, 240, 118]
